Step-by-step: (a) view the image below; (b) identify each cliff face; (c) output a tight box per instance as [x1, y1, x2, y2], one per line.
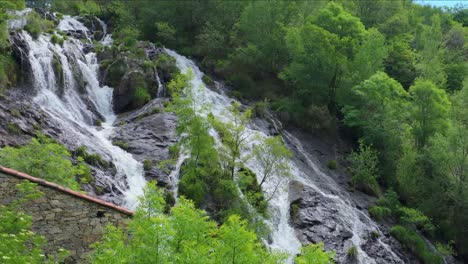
[0, 168, 132, 263]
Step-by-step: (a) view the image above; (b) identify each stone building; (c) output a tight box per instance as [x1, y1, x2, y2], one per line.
[0, 166, 133, 263]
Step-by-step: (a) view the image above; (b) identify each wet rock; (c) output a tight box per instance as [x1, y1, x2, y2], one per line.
[111, 98, 178, 187]
[288, 180, 416, 264]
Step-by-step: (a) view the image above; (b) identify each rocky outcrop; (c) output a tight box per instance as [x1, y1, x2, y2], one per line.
[111, 98, 177, 187]
[289, 180, 419, 264]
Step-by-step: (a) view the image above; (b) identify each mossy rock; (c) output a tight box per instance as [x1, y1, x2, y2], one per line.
[52, 54, 64, 95]
[106, 58, 128, 87]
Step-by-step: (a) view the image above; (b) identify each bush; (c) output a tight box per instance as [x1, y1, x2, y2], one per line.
[0, 133, 85, 190]
[347, 245, 358, 259]
[51, 34, 59, 44]
[253, 99, 269, 118]
[327, 160, 338, 170]
[74, 145, 109, 168]
[202, 74, 214, 87]
[132, 87, 151, 108]
[397, 207, 435, 233]
[347, 140, 380, 196]
[143, 160, 152, 171]
[113, 141, 129, 151]
[24, 12, 55, 39]
[390, 225, 443, 264]
[238, 167, 268, 216]
[7, 122, 21, 135]
[369, 206, 392, 221]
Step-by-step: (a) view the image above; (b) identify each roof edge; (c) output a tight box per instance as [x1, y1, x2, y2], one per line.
[0, 166, 134, 216]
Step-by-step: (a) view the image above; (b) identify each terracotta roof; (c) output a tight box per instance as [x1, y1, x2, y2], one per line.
[0, 166, 133, 216]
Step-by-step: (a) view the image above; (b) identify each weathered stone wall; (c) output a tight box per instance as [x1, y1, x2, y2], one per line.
[0, 171, 132, 263]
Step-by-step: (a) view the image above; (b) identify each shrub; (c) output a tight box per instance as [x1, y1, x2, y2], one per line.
[132, 87, 151, 108]
[238, 167, 268, 216]
[347, 245, 358, 259]
[202, 74, 214, 87]
[253, 99, 269, 118]
[24, 12, 55, 39]
[113, 141, 129, 151]
[369, 206, 392, 221]
[7, 122, 21, 134]
[143, 159, 152, 171]
[10, 109, 21, 117]
[0, 133, 85, 190]
[347, 140, 380, 196]
[390, 225, 443, 264]
[51, 34, 59, 44]
[327, 159, 338, 170]
[397, 207, 435, 233]
[295, 243, 336, 264]
[74, 145, 109, 168]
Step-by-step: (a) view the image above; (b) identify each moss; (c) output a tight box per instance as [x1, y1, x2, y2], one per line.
[143, 159, 152, 171]
[290, 202, 300, 219]
[327, 159, 338, 170]
[390, 225, 443, 264]
[10, 109, 21, 117]
[7, 122, 21, 134]
[106, 58, 128, 87]
[52, 54, 64, 92]
[113, 141, 129, 151]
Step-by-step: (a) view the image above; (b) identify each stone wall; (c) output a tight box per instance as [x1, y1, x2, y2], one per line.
[0, 168, 132, 263]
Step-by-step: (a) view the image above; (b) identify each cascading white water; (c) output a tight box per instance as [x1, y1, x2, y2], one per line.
[166, 50, 404, 263]
[14, 14, 146, 209]
[165, 49, 303, 258]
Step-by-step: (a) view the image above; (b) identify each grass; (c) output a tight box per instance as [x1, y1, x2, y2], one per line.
[113, 140, 129, 151]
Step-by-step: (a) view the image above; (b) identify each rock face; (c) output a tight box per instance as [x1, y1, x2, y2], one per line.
[289, 180, 419, 264]
[112, 98, 178, 187]
[0, 170, 131, 263]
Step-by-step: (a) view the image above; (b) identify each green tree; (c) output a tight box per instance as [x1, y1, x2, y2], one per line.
[347, 140, 380, 196]
[384, 38, 418, 89]
[295, 243, 335, 264]
[251, 136, 291, 201]
[409, 79, 451, 148]
[343, 72, 409, 148]
[415, 15, 447, 88]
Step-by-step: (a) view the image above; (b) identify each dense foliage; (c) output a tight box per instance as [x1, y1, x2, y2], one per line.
[0, 0, 466, 262]
[0, 133, 91, 190]
[91, 182, 334, 264]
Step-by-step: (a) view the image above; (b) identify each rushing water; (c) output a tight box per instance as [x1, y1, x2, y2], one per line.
[166, 50, 405, 263]
[12, 14, 146, 209]
[10, 10, 408, 263]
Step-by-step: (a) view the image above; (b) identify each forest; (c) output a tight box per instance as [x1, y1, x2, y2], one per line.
[0, 0, 467, 263]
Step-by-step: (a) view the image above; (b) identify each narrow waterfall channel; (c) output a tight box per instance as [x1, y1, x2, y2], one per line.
[13, 14, 146, 209]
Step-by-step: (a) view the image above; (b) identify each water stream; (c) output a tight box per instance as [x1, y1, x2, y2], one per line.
[10, 10, 408, 263]
[12, 14, 146, 209]
[166, 50, 404, 263]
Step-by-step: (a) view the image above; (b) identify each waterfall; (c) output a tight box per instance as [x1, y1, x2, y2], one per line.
[165, 50, 405, 263]
[13, 14, 146, 209]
